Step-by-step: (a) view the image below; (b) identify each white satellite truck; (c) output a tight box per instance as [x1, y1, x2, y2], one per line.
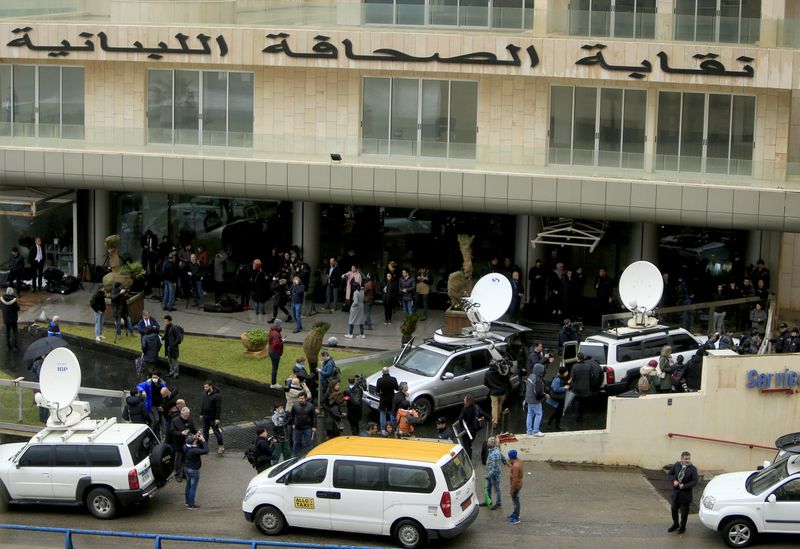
[0, 348, 173, 518]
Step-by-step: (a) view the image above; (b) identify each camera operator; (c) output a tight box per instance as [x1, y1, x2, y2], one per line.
[254, 426, 275, 473]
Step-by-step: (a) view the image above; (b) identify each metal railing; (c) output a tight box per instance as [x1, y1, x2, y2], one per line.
[0, 524, 393, 549]
[667, 432, 776, 451]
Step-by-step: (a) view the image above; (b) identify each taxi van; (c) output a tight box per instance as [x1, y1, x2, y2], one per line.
[242, 437, 478, 548]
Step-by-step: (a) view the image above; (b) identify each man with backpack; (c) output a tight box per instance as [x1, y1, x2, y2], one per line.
[246, 426, 275, 474]
[319, 351, 339, 395]
[345, 375, 364, 435]
[163, 314, 184, 379]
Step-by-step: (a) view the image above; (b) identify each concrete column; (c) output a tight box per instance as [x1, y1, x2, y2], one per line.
[89, 189, 112, 268]
[746, 230, 763, 264]
[644, 88, 658, 173]
[759, 0, 784, 47]
[292, 201, 321, 273]
[516, 215, 545, 299]
[655, 0, 673, 41]
[627, 222, 658, 264]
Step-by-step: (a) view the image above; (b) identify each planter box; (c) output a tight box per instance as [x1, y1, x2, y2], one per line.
[241, 332, 268, 357]
[443, 309, 471, 336]
[103, 292, 145, 326]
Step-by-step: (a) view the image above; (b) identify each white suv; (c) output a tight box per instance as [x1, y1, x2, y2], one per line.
[0, 419, 173, 519]
[561, 325, 704, 394]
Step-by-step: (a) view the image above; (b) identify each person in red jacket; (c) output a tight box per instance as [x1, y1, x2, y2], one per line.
[268, 319, 285, 387]
[508, 449, 523, 525]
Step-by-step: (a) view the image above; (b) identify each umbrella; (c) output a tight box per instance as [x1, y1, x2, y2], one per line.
[563, 390, 576, 413]
[23, 336, 68, 363]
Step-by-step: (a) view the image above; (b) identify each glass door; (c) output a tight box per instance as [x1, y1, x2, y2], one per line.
[674, 0, 760, 43]
[390, 79, 420, 157]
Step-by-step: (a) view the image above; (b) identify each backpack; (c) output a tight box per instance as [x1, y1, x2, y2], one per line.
[175, 325, 185, 344]
[243, 439, 258, 468]
[348, 385, 363, 407]
[637, 375, 651, 393]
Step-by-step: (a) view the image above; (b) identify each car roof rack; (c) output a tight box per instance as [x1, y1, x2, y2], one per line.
[35, 417, 118, 443]
[596, 324, 677, 341]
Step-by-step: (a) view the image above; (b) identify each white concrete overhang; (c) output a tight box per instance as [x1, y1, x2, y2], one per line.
[531, 219, 607, 252]
[0, 186, 75, 217]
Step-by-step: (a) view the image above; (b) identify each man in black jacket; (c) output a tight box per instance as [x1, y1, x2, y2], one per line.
[201, 381, 224, 455]
[324, 257, 341, 312]
[289, 392, 316, 457]
[90, 286, 106, 342]
[376, 367, 399, 432]
[170, 406, 196, 482]
[1, 287, 20, 350]
[183, 433, 208, 509]
[163, 314, 183, 379]
[8, 247, 25, 294]
[123, 389, 148, 424]
[483, 361, 511, 430]
[254, 426, 275, 473]
[568, 353, 592, 423]
[667, 451, 699, 534]
[141, 325, 162, 374]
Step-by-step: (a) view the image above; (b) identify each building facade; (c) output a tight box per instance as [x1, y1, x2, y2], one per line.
[0, 0, 798, 312]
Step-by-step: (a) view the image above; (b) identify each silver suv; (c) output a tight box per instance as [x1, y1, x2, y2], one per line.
[363, 322, 530, 422]
[0, 420, 173, 519]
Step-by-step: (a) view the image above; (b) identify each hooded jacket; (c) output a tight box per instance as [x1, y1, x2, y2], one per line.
[525, 363, 547, 404]
[1, 293, 19, 324]
[123, 394, 148, 424]
[135, 378, 166, 413]
[268, 324, 284, 354]
[141, 332, 162, 363]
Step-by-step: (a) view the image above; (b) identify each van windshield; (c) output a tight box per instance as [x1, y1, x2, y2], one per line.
[395, 347, 447, 377]
[442, 449, 473, 491]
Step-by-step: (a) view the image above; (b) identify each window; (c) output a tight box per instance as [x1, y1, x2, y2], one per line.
[364, 0, 532, 29]
[386, 464, 435, 493]
[54, 445, 88, 467]
[469, 350, 491, 372]
[288, 459, 328, 484]
[670, 334, 700, 354]
[362, 77, 478, 159]
[549, 86, 646, 168]
[147, 70, 253, 147]
[616, 341, 643, 363]
[773, 479, 800, 502]
[642, 338, 668, 357]
[127, 429, 158, 465]
[0, 65, 84, 138]
[569, 0, 655, 39]
[442, 449, 472, 490]
[675, 0, 760, 44]
[19, 445, 51, 467]
[333, 460, 384, 490]
[86, 446, 122, 467]
[655, 91, 755, 175]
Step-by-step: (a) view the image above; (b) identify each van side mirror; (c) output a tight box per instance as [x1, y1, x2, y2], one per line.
[768, 494, 777, 504]
[441, 372, 454, 381]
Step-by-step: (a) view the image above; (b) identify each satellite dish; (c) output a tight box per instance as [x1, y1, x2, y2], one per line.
[469, 274, 513, 323]
[39, 347, 81, 407]
[618, 261, 663, 328]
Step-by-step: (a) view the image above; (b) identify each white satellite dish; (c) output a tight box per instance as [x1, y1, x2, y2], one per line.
[38, 347, 91, 428]
[39, 347, 81, 407]
[618, 261, 663, 328]
[469, 274, 513, 323]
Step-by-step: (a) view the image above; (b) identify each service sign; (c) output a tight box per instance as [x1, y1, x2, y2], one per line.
[746, 369, 800, 391]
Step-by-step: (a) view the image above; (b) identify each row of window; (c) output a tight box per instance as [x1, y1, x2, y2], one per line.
[287, 459, 437, 493]
[549, 86, 756, 176]
[19, 444, 122, 468]
[364, 0, 533, 29]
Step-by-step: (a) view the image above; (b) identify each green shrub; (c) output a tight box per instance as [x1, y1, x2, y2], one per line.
[245, 327, 268, 349]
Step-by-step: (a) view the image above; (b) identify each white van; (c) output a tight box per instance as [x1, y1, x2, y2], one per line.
[242, 437, 478, 549]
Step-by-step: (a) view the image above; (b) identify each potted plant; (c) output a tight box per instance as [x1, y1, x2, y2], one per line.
[241, 327, 268, 358]
[400, 313, 419, 344]
[444, 234, 475, 336]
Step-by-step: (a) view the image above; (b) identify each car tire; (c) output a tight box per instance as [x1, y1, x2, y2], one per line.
[86, 487, 118, 519]
[393, 518, 426, 549]
[149, 443, 175, 483]
[0, 481, 10, 513]
[412, 396, 433, 424]
[254, 505, 286, 536]
[721, 517, 757, 548]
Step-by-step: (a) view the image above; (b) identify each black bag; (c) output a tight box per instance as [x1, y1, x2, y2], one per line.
[243, 439, 258, 468]
[0, 271, 8, 287]
[43, 268, 64, 285]
[341, 302, 351, 313]
[204, 295, 243, 313]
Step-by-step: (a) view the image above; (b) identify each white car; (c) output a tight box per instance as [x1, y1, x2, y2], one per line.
[0, 419, 173, 519]
[699, 433, 800, 547]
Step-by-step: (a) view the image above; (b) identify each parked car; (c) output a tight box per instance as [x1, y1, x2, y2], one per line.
[0, 420, 172, 519]
[363, 322, 531, 422]
[561, 325, 704, 395]
[699, 432, 800, 548]
[243, 436, 478, 549]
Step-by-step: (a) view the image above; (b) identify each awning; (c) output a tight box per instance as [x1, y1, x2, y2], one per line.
[0, 187, 75, 217]
[531, 218, 607, 253]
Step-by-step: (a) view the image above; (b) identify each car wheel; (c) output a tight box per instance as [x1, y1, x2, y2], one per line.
[149, 443, 175, 483]
[412, 397, 433, 423]
[255, 505, 286, 536]
[0, 481, 10, 513]
[393, 519, 426, 549]
[86, 487, 117, 519]
[721, 518, 757, 548]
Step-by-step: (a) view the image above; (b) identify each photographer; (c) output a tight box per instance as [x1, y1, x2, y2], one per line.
[111, 282, 134, 337]
[183, 433, 208, 509]
[254, 426, 275, 473]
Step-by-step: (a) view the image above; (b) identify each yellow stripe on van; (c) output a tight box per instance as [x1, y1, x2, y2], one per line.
[306, 437, 458, 463]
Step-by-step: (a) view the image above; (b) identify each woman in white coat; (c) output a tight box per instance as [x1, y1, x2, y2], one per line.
[346, 283, 366, 339]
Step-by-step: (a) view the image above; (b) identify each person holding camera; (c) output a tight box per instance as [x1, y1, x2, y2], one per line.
[111, 282, 134, 337]
[254, 426, 275, 473]
[183, 433, 208, 509]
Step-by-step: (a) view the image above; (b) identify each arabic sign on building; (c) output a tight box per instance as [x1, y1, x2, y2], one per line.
[5, 26, 755, 80]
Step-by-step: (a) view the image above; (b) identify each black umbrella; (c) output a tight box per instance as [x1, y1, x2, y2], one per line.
[23, 336, 68, 363]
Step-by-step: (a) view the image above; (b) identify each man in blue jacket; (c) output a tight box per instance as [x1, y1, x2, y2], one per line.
[137, 311, 160, 340]
[136, 371, 166, 436]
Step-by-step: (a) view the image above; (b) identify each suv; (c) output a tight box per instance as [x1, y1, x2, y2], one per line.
[0, 419, 173, 519]
[561, 325, 703, 395]
[363, 322, 530, 422]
